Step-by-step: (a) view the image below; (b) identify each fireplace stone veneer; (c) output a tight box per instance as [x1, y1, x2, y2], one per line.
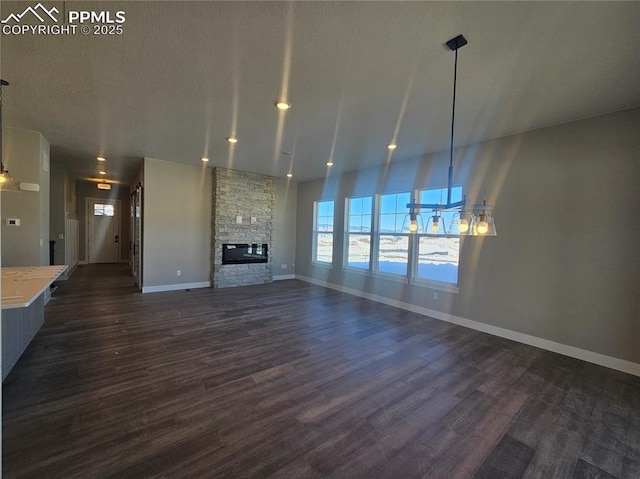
[211, 168, 274, 288]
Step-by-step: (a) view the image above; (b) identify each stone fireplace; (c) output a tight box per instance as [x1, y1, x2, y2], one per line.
[211, 168, 274, 288]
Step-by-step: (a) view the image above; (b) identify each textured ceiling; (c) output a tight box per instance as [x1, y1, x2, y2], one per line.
[1, 1, 639, 184]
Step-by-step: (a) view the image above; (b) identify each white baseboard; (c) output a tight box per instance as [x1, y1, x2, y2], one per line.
[274, 274, 296, 281]
[142, 281, 211, 294]
[295, 275, 640, 377]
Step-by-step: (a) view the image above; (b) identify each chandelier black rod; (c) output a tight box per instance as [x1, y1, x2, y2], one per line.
[1, 79, 8, 170]
[447, 43, 459, 205]
[407, 34, 467, 213]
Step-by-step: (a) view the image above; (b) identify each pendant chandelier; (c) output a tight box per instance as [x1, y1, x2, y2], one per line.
[0, 79, 20, 192]
[0, 163, 19, 192]
[406, 35, 497, 236]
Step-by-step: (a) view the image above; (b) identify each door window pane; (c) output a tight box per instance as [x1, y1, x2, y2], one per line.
[94, 204, 115, 217]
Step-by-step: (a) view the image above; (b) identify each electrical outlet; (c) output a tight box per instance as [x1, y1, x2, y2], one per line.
[177, 270, 181, 276]
[281, 264, 287, 269]
[432, 291, 438, 300]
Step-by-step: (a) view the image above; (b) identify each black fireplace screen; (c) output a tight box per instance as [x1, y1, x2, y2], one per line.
[222, 243, 268, 265]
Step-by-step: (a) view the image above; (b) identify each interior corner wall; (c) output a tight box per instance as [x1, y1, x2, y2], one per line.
[295, 108, 640, 365]
[65, 171, 77, 216]
[142, 157, 211, 289]
[1, 127, 50, 267]
[49, 162, 66, 265]
[38, 134, 50, 266]
[273, 179, 297, 276]
[76, 180, 131, 263]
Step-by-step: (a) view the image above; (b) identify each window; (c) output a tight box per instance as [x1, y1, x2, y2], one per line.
[316, 186, 462, 290]
[414, 186, 462, 285]
[376, 192, 410, 276]
[345, 196, 372, 270]
[313, 200, 334, 264]
[93, 204, 115, 216]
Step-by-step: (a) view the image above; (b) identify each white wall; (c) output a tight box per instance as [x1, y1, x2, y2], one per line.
[142, 157, 212, 291]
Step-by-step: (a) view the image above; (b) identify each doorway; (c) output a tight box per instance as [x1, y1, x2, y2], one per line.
[86, 198, 121, 263]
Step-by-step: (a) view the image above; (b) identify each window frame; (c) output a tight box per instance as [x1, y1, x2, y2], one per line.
[372, 191, 411, 283]
[314, 185, 462, 293]
[312, 199, 335, 267]
[408, 185, 463, 292]
[343, 196, 374, 275]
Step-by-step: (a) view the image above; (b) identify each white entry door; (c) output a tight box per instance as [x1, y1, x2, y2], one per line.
[87, 199, 120, 263]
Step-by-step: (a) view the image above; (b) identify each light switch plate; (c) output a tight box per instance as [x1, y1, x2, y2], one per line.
[251, 217, 257, 224]
[236, 215, 242, 224]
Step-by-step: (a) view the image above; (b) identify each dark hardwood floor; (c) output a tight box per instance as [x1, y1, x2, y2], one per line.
[3, 264, 640, 478]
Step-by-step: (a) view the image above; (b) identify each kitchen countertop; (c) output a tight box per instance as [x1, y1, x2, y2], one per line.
[1, 265, 67, 309]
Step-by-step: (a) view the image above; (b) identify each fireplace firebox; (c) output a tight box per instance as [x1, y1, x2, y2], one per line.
[222, 243, 268, 265]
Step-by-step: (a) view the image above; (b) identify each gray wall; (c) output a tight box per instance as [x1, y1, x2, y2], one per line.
[1, 127, 50, 267]
[273, 178, 297, 276]
[295, 108, 640, 364]
[76, 180, 131, 263]
[38, 134, 50, 265]
[49, 162, 66, 265]
[65, 171, 77, 216]
[142, 157, 211, 289]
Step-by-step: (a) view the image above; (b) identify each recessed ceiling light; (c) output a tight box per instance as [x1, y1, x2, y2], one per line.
[387, 143, 397, 150]
[97, 157, 106, 162]
[201, 157, 209, 162]
[275, 101, 291, 111]
[286, 173, 293, 178]
[326, 161, 334, 166]
[227, 137, 238, 144]
[98, 171, 106, 175]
